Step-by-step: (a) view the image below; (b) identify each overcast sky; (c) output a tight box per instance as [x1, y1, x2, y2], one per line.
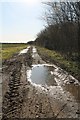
[0, 0, 78, 43]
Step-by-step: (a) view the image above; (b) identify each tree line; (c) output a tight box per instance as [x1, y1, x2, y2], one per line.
[35, 1, 80, 61]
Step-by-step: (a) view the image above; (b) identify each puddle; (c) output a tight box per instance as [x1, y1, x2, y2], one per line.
[30, 65, 57, 86]
[27, 64, 80, 102]
[27, 46, 80, 103]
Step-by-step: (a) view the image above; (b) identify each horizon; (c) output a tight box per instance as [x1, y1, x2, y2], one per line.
[0, 40, 35, 43]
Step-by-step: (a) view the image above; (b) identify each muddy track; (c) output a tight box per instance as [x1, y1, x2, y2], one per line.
[2, 46, 80, 119]
[3, 61, 22, 118]
[2, 47, 33, 119]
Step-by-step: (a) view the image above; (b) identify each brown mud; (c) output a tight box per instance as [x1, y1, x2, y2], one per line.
[1, 46, 80, 119]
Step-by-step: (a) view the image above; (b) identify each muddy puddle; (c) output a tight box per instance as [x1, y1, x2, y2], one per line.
[27, 63, 80, 102]
[31, 65, 57, 86]
[27, 46, 80, 103]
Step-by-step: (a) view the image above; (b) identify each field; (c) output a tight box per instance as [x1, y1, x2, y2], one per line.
[1, 43, 28, 60]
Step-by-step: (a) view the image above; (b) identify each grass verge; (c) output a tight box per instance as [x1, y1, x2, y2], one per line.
[37, 46, 80, 81]
[2, 43, 28, 60]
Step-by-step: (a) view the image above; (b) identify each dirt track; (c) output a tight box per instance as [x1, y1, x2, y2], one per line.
[2, 46, 80, 119]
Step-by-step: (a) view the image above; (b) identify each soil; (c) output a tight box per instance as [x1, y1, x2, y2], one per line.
[1, 46, 80, 119]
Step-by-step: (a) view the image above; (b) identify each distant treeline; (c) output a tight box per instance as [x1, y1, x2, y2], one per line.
[2, 43, 27, 48]
[35, 1, 80, 61]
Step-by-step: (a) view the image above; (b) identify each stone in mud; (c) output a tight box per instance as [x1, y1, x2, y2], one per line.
[76, 109, 80, 114]
[69, 79, 75, 84]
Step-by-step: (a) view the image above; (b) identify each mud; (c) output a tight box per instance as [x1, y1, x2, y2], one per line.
[1, 46, 80, 119]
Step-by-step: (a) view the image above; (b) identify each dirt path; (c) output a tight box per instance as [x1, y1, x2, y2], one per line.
[2, 46, 80, 119]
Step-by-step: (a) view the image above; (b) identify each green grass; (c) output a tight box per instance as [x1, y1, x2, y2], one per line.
[1, 43, 28, 60]
[37, 46, 80, 81]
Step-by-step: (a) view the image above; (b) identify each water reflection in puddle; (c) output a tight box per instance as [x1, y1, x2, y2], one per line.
[31, 65, 57, 86]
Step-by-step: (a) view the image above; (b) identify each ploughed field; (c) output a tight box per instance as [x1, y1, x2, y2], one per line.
[1, 44, 80, 119]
